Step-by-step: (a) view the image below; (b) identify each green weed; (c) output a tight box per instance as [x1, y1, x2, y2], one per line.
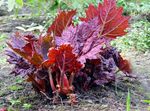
[143, 100, 150, 104]
[0, 33, 7, 42]
[8, 85, 23, 91]
[22, 103, 32, 110]
[15, 77, 24, 84]
[9, 99, 21, 106]
[126, 89, 131, 111]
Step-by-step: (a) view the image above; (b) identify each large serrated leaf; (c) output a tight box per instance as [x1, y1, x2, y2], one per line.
[80, 0, 130, 39]
[47, 10, 76, 36]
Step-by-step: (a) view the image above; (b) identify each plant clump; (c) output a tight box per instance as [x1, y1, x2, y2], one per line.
[6, 0, 132, 104]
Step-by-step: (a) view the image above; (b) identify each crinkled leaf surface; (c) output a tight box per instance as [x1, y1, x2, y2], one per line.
[100, 46, 132, 74]
[45, 44, 82, 73]
[44, 44, 82, 94]
[7, 33, 43, 67]
[75, 46, 132, 89]
[38, 34, 53, 60]
[6, 50, 35, 76]
[55, 18, 105, 64]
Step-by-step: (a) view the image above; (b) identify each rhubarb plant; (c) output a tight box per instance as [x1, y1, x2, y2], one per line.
[6, 0, 132, 104]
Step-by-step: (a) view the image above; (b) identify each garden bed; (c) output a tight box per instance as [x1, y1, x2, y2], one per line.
[0, 0, 150, 110]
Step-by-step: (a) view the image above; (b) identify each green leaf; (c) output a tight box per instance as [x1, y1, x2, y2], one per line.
[15, 77, 24, 83]
[7, 0, 16, 12]
[143, 100, 150, 104]
[23, 103, 32, 109]
[50, 0, 59, 10]
[0, 33, 7, 42]
[126, 89, 131, 111]
[8, 85, 23, 91]
[9, 99, 21, 105]
[15, 0, 23, 7]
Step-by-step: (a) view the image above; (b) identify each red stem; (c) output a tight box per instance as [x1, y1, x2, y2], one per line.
[60, 53, 65, 89]
[48, 68, 56, 91]
[69, 73, 75, 86]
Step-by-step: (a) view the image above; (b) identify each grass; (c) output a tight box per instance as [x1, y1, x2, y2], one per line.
[8, 85, 23, 91]
[143, 100, 150, 105]
[126, 89, 131, 111]
[0, 33, 7, 42]
[22, 103, 32, 110]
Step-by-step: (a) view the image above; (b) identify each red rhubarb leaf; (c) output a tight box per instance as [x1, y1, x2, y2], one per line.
[38, 34, 53, 60]
[80, 4, 99, 22]
[7, 33, 43, 67]
[44, 44, 82, 94]
[46, 44, 82, 73]
[30, 52, 43, 67]
[80, 0, 130, 39]
[118, 58, 132, 74]
[7, 33, 32, 60]
[6, 50, 36, 76]
[27, 74, 46, 92]
[47, 10, 76, 36]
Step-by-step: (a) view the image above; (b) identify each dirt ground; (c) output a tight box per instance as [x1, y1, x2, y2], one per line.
[0, 16, 150, 111]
